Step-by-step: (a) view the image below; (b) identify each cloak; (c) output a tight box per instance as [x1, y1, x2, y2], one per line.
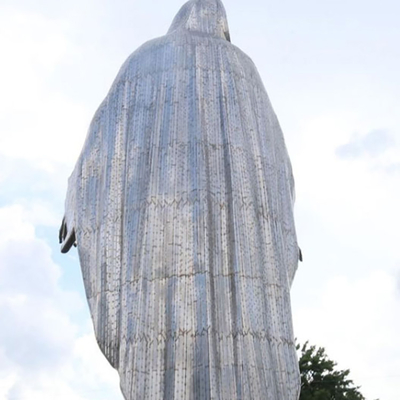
[60, 1, 300, 398]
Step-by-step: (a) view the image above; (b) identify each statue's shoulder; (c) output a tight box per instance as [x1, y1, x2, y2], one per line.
[119, 35, 172, 75]
[118, 32, 258, 79]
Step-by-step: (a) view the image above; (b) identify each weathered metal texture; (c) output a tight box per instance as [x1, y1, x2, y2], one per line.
[60, 0, 300, 398]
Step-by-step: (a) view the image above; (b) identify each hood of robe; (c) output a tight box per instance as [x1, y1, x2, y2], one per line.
[168, 0, 231, 42]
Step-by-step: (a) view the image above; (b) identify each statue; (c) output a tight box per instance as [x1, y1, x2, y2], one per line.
[60, 1, 301, 398]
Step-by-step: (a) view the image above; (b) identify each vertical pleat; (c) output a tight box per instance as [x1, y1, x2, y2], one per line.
[68, 27, 300, 400]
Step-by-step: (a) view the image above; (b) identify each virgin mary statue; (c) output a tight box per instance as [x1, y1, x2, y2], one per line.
[60, 0, 301, 398]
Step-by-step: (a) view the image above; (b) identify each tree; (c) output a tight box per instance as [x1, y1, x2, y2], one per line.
[297, 341, 371, 400]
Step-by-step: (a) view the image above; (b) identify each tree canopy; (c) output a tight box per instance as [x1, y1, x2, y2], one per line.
[297, 341, 373, 400]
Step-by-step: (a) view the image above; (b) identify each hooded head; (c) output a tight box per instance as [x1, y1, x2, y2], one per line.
[168, 0, 231, 42]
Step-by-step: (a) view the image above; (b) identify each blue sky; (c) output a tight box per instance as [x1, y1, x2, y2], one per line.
[0, 0, 399, 399]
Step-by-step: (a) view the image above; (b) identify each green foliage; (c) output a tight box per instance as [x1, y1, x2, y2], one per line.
[297, 341, 369, 400]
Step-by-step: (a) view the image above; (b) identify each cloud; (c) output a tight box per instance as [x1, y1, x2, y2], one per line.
[290, 113, 400, 399]
[384, 162, 400, 175]
[0, 6, 90, 167]
[0, 7, 122, 396]
[293, 270, 400, 400]
[335, 128, 400, 176]
[292, 115, 400, 259]
[335, 129, 395, 159]
[0, 204, 122, 399]
[0, 205, 76, 382]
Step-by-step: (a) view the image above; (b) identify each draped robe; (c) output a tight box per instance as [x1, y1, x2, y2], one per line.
[60, 1, 301, 398]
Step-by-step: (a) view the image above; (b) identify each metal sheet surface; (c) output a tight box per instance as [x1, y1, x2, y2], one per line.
[60, 1, 300, 398]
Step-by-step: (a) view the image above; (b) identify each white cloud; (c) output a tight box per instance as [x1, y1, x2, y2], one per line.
[0, 6, 89, 166]
[0, 204, 122, 399]
[291, 111, 400, 399]
[336, 129, 396, 159]
[292, 113, 400, 262]
[18, 199, 61, 228]
[293, 270, 400, 400]
[72, 332, 121, 391]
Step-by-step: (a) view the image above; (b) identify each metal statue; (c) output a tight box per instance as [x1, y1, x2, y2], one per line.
[60, 0, 301, 398]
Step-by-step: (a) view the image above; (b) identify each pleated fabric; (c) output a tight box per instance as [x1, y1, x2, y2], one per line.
[62, 1, 300, 399]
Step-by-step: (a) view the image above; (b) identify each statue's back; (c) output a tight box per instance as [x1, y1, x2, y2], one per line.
[61, 1, 300, 399]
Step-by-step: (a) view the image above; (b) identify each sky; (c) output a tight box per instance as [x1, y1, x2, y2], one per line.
[0, 0, 399, 399]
